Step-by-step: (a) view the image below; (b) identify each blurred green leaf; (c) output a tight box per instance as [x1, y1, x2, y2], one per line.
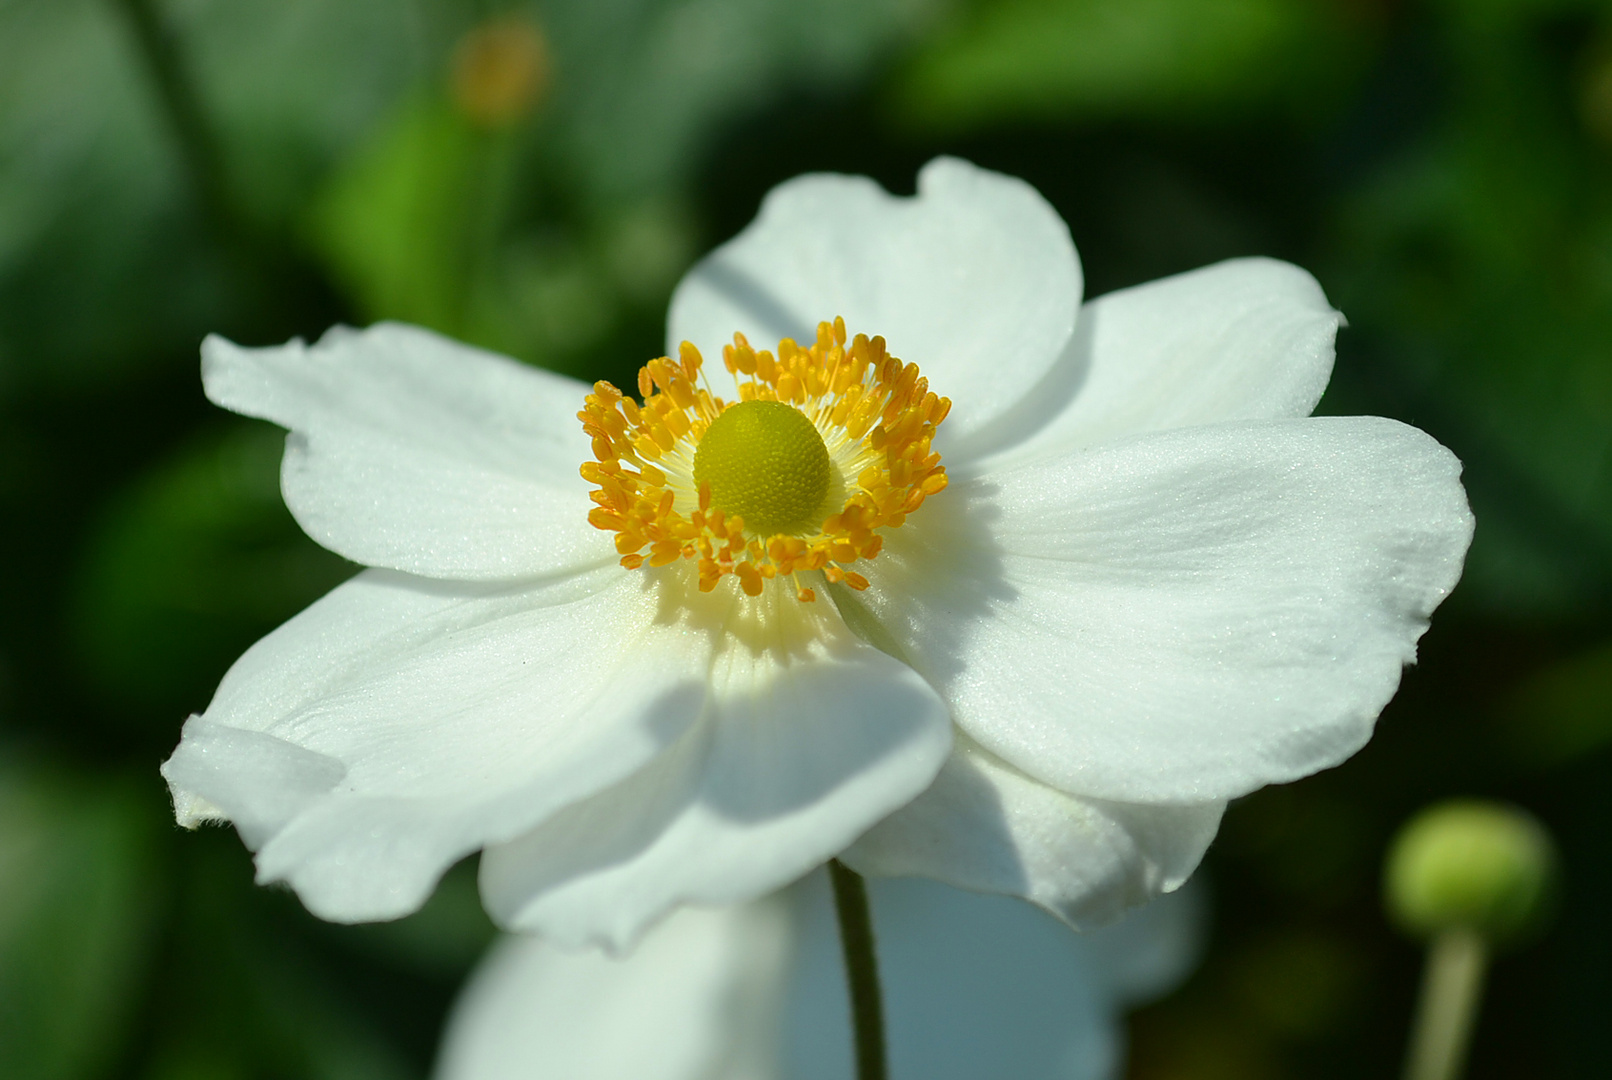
[0, 0, 173, 273]
[1503, 639, 1612, 765]
[304, 0, 929, 372]
[71, 423, 352, 715]
[309, 94, 489, 334]
[1228, 929, 1366, 1039]
[535, 0, 942, 201]
[170, 0, 466, 229]
[0, 763, 163, 1080]
[338, 859, 495, 977]
[1326, 30, 1612, 615]
[144, 837, 419, 1080]
[0, 0, 203, 391]
[475, 197, 696, 372]
[144, 1016, 413, 1080]
[306, 81, 699, 374]
[892, 0, 1360, 131]
[0, 0, 459, 398]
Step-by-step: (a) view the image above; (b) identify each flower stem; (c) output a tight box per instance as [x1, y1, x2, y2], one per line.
[114, 0, 240, 242]
[112, 0, 339, 322]
[1403, 928, 1489, 1080]
[828, 859, 887, 1080]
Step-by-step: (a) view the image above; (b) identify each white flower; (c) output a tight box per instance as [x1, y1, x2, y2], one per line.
[434, 873, 1203, 1080]
[162, 157, 1472, 950]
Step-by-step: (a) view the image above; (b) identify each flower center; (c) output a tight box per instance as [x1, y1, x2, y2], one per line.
[692, 400, 831, 537]
[577, 317, 951, 601]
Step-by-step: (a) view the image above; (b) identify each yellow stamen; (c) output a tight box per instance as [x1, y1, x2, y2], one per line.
[577, 319, 950, 601]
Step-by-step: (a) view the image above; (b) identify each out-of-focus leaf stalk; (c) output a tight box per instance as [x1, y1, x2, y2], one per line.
[1403, 928, 1487, 1080]
[1387, 801, 1557, 1080]
[113, 0, 246, 249]
[111, 0, 337, 320]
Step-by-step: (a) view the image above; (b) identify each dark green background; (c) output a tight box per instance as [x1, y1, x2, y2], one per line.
[2, 1, 1609, 1077]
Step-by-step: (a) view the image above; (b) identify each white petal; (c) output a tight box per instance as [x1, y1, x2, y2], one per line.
[438, 874, 1156, 1080]
[852, 416, 1474, 803]
[1081, 883, 1209, 1008]
[478, 585, 953, 952]
[169, 788, 227, 828]
[434, 902, 792, 1080]
[667, 157, 1081, 447]
[164, 723, 346, 848]
[956, 258, 1343, 466]
[162, 565, 715, 922]
[202, 323, 611, 580]
[784, 872, 1124, 1080]
[840, 737, 1223, 929]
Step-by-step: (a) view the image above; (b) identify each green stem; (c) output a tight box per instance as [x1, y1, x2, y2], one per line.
[828, 859, 888, 1080]
[111, 0, 342, 323]
[1403, 928, 1489, 1080]
[114, 0, 240, 239]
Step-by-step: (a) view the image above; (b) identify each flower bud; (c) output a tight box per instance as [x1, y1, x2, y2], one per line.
[1384, 800, 1556, 943]
[451, 17, 549, 129]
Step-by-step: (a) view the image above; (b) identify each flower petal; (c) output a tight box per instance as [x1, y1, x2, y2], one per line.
[477, 587, 953, 952]
[434, 903, 792, 1080]
[438, 873, 1186, 1080]
[1080, 882, 1208, 1008]
[840, 736, 1224, 929]
[163, 565, 716, 922]
[955, 258, 1343, 466]
[667, 157, 1081, 447]
[851, 416, 1474, 803]
[784, 872, 1127, 1080]
[202, 322, 611, 580]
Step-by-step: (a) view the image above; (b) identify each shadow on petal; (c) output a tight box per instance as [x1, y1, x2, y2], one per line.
[840, 474, 1017, 710]
[688, 254, 815, 348]
[477, 558, 953, 948]
[940, 305, 1098, 467]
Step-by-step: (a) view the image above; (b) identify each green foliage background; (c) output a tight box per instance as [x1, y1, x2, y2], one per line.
[2, 0, 1610, 1076]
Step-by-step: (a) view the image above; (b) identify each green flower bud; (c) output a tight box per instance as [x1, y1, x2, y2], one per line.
[1384, 800, 1556, 943]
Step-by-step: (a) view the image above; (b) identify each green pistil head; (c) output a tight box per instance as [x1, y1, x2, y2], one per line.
[693, 400, 831, 536]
